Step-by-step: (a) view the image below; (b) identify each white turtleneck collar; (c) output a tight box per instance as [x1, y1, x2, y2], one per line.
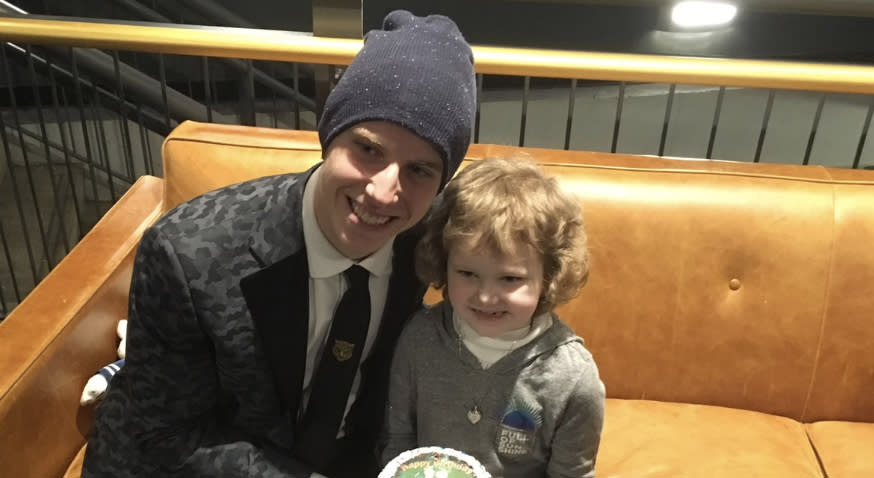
[452, 309, 553, 369]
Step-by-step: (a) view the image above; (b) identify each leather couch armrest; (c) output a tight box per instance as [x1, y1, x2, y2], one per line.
[0, 176, 164, 478]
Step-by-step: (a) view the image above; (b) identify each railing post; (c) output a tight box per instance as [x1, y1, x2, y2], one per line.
[312, 0, 363, 120]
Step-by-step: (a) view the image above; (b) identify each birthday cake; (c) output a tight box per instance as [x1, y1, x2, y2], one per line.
[378, 447, 491, 478]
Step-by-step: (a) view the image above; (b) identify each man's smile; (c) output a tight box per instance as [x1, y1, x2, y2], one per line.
[349, 198, 393, 226]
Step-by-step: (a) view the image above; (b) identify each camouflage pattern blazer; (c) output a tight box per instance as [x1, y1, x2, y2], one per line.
[82, 166, 427, 478]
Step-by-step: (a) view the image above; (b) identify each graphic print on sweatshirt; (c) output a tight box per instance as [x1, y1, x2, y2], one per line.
[496, 398, 541, 456]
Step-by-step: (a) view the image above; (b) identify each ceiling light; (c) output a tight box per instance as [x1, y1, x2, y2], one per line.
[671, 1, 738, 29]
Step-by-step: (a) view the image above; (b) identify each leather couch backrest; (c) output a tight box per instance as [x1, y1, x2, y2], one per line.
[161, 121, 324, 211]
[162, 121, 874, 423]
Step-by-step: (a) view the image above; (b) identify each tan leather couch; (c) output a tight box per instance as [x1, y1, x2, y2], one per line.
[2, 120, 873, 478]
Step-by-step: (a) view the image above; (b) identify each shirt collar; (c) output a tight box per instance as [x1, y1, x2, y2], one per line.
[302, 167, 394, 279]
[453, 310, 553, 345]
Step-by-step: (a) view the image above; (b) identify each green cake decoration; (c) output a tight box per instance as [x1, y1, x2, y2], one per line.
[379, 447, 491, 478]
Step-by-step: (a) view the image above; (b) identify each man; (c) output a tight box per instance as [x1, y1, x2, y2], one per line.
[82, 10, 476, 478]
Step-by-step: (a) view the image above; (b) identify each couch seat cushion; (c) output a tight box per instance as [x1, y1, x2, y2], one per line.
[596, 399, 823, 478]
[806, 421, 874, 478]
[63, 444, 86, 478]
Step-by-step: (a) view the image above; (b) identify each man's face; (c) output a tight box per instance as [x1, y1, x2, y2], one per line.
[314, 121, 444, 260]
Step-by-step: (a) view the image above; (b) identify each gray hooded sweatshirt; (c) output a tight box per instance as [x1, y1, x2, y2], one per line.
[383, 302, 605, 478]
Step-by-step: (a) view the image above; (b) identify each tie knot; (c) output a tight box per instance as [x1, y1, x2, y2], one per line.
[344, 265, 369, 288]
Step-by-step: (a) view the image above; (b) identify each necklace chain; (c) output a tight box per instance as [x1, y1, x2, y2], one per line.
[454, 322, 523, 425]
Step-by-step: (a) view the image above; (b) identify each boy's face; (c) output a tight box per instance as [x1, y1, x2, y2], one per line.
[314, 121, 444, 260]
[446, 241, 544, 338]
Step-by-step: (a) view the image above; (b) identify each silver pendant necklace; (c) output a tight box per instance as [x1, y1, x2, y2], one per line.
[467, 405, 483, 424]
[455, 322, 522, 425]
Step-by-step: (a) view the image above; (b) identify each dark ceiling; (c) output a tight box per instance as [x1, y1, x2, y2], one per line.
[366, 0, 874, 64]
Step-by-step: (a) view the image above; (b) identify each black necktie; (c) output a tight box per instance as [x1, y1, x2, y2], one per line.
[295, 265, 371, 470]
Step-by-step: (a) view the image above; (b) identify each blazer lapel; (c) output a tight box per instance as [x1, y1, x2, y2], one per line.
[241, 249, 309, 421]
[239, 167, 315, 421]
[379, 228, 426, 345]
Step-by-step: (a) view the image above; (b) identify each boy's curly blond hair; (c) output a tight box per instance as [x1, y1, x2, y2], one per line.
[416, 157, 590, 315]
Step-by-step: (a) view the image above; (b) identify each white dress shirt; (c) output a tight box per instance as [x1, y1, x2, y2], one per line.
[300, 167, 394, 434]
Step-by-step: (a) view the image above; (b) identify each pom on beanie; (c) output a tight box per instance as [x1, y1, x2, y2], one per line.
[318, 10, 476, 187]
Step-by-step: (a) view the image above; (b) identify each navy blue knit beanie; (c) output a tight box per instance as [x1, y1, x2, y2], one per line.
[318, 10, 476, 187]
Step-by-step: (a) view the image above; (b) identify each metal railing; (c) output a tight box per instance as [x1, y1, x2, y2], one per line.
[1, 14, 874, 318]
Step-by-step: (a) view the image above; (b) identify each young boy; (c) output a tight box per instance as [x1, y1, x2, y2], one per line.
[382, 158, 605, 478]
